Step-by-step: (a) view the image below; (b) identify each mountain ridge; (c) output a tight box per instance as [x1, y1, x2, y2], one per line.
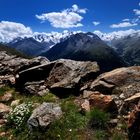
[41, 32, 125, 71]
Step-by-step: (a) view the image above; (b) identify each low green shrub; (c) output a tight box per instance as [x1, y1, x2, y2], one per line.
[94, 130, 108, 140]
[87, 108, 110, 129]
[0, 86, 11, 96]
[112, 132, 127, 140]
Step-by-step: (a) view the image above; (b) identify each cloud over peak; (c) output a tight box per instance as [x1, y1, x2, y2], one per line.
[110, 22, 137, 28]
[0, 21, 32, 42]
[36, 4, 87, 28]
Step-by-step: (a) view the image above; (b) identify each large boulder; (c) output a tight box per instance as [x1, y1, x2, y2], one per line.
[0, 51, 49, 75]
[46, 59, 100, 96]
[15, 56, 49, 73]
[27, 102, 62, 131]
[16, 59, 100, 97]
[85, 66, 140, 111]
[90, 66, 140, 96]
[0, 51, 49, 87]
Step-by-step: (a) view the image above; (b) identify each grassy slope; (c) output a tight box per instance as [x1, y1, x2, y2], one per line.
[0, 43, 31, 59]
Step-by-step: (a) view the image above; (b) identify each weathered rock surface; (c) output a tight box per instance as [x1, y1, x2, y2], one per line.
[75, 91, 118, 113]
[81, 99, 90, 112]
[0, 51, 49, 87]
[0, 91, 13, 102]
[46, 59, 100, 96]
[24, 81, 49, 96]
[10, 99, 20, 107]
[83, 66, 140, 111]
[88, 92, 117, 113]
[120, 93, 140, 114]
[0, 103, 11, 118]
[90, 66, 140, 95]
[28, 102, 62, 131]
[16, 59, 100, 96]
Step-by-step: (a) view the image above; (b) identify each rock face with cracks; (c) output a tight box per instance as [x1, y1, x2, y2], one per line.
[27, 102, 62, 131]
[16, 59, 100, 97]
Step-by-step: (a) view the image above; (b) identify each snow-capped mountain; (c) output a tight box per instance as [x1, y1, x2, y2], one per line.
[41, 32, 125, 71]
[94, 29, 140, 66]
[6, 30, 81, 56]
[94, 29, 140, 42]
[33, 31, 74, 44]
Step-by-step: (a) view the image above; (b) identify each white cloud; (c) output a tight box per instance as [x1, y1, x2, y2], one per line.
[36, 4, 87, 28]
[93, 21, 100, 26]
[110, 22, 137, 28]
[72, 4, 87, 14]
[0, 21, 32, 42]
[139, 2, 140, 6]
[0, 21, 83, 43]
[122, 19, 130, 22]
[134, 9, 140, 15]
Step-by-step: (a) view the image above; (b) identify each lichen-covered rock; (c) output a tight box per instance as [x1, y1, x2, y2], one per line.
[27, 102, 62, 131]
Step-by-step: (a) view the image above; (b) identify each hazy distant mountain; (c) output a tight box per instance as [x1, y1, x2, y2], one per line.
[94, 29, 140, 42]
[0, 43, 28, 58]
[7, 37, 49, 56]
[41, 32, 125, 71]
[110, 33, 140, 65]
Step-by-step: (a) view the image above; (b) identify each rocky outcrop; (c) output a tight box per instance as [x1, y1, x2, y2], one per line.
[27, 102, 62, 131]
[0, 51, 49, 87]
[90, 66, 140, 95]
[0, 50, 140, 139]
[82, 66, 140, 112]
[0, 51, 100, 96]
[46, 59, 99, 96]
[16, 59, 100, 97]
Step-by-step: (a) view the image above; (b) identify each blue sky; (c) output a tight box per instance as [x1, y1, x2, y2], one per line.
[0, 0, 140, 33]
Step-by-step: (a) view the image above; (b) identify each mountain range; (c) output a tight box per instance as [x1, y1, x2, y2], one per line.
[2, 30, 140, 69]
[110, 33, 140, 66]
[6, 31, 75, 56]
